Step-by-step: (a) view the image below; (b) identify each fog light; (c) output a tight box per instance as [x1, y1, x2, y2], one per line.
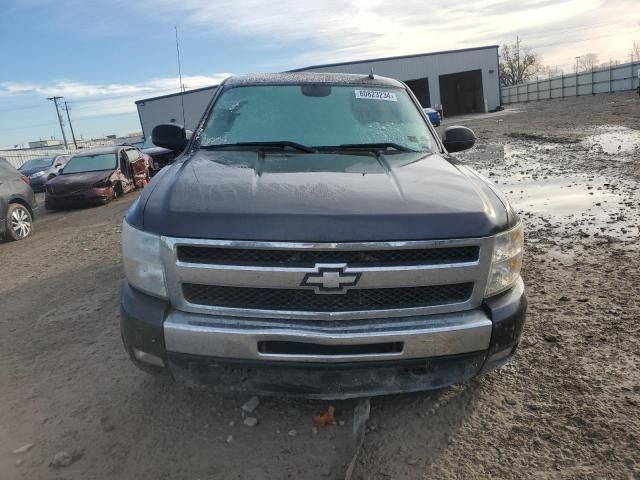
[134, 349, 165, 368]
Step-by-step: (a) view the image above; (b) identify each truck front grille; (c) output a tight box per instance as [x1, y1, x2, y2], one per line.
[177, 245, 479, 267]
[162, 237, 492, 320]
[182, 282, 474, 312]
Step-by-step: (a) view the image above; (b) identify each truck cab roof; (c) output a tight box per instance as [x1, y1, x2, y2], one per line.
[221, 72, 406, 89]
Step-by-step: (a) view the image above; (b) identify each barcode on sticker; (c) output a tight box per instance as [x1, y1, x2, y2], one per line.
[354, 90, 397, 101]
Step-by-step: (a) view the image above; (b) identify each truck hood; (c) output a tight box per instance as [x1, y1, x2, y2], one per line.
[137, 150, 510, 241]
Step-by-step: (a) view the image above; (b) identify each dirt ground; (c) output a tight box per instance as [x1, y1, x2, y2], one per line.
[1, 92, 639, 480]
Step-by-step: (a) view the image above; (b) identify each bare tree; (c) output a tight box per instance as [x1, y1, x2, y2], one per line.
[543, 65, 561, 77]
[632, 40, 640, 62]
[600, 59, 621, 69]
[577, 53, 599, 72]
[499, 41, 545, 86]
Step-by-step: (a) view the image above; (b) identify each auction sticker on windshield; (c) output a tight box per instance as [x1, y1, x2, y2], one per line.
[354, 89, 397, 101]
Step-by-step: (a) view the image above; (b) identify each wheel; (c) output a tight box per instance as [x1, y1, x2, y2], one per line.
[5, 203, 33, 241]
[112, 183, 122, 200]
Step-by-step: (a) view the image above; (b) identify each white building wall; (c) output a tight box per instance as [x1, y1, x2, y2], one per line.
[135, 47, 501, 136]
[135, 86, 218, 138]
[296, 47, 500, 111]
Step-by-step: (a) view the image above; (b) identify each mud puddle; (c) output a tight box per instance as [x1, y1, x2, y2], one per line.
[583, 125, 640, 155]
[495, 139, 640, 243]
[504, 176, 637, 241]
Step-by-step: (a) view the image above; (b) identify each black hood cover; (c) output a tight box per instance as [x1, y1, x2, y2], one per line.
[133, 150, 510, 241]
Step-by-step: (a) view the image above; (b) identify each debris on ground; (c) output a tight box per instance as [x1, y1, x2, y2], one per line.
[241, 396, 260, 414]
[243, 416, 258, 427]
[314, 406, 337, 428]
[12, 443, 34, 454]
[50, 450, 82, 468]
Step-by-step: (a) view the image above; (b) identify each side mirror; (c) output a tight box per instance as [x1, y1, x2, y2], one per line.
[55, 163, 62, 168]
[442, 126, 476, 153]
[152, 124, 187, 151]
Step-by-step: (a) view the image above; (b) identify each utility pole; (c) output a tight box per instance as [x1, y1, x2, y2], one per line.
[63, 102, 78, 149]
[575, 56, 581, 73]
[175, 26, 186, 127]
[47, 96, 69, 149]
[516, 36, 520, 83]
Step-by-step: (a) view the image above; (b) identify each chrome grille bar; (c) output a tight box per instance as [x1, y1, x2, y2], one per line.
[161, 237, 494, 321]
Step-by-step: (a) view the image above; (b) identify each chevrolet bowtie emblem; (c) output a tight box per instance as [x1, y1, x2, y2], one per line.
[300, 264, 361, 294]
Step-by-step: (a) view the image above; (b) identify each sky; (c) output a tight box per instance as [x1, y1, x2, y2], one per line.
[0, 0, 638, 148]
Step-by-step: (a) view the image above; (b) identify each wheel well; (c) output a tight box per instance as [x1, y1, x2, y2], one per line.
[9, 198, 34, 218]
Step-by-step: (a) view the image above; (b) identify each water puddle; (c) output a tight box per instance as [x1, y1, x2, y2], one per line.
[504, 176, 638, 241]
[583, 126, 640, 155]
[507, 178, 618, 215]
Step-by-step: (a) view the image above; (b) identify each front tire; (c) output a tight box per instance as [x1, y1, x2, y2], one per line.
[5, 203, 33, 241]
[112, 183, 123, 200]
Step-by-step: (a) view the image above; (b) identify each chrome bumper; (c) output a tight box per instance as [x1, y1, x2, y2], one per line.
[164, 308, 492, 363]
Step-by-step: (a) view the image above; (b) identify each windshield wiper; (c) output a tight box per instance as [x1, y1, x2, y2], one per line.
[201, 141, 316, 153]
[333, 142, 416, 152]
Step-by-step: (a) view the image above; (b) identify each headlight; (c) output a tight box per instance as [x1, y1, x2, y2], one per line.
[93, 178, 112, 188]
[31, 171, 45, 178]
[122, 221, 167, 298]
[485, 222, 524, 297]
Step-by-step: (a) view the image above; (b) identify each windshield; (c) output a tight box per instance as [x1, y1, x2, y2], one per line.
[200, 85, 436, 152]
[63, 153, 117, 174]
[20, 157, 53, 170]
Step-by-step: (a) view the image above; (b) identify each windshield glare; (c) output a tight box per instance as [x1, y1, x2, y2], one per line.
[200, 85, 436, 152]
[20, 157, 53, 170]
[63, 153, 117, 174]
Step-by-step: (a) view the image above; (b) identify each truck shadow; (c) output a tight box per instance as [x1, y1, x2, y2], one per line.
[353, 384, 482, 479]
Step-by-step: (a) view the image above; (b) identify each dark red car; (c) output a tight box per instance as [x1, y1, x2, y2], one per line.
[45, 145, 150, 210]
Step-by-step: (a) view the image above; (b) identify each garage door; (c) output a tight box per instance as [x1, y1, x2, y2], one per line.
[405, 77, 431, 107]
[438, 70, 483, 116]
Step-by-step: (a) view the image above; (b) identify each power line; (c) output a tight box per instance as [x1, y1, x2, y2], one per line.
[516, 19, 637, 42]
[0, 121, 60, 132]
[70, 110, 139, 121]
[527, 28, 640, 50]
[46, 96, 68, 149]
[0, 104, 49, 113]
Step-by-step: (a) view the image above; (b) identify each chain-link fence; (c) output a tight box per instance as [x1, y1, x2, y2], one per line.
[0, 148, 72, 169]
[501, 61, 639, 104]
[0, 137, 129, 169]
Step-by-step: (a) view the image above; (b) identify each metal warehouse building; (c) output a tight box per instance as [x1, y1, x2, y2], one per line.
[135, 45, 500, 139]
[135, 85, 219, 140]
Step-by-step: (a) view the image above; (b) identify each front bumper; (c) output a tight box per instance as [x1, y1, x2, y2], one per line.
[120, 278, 526, 398]
[29, 176, 48, 192]
[45, 187, 113, 208]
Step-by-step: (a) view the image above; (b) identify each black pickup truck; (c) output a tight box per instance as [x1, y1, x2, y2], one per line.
[120, 73, 526, 398]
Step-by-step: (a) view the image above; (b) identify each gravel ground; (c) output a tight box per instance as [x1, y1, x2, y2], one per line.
[1, 92, 639, 479]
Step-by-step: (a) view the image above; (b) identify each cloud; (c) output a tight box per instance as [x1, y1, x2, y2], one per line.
[0, 73, 230, 100]
[0, 73, 231, 119]
[127, 0, 637, 70]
